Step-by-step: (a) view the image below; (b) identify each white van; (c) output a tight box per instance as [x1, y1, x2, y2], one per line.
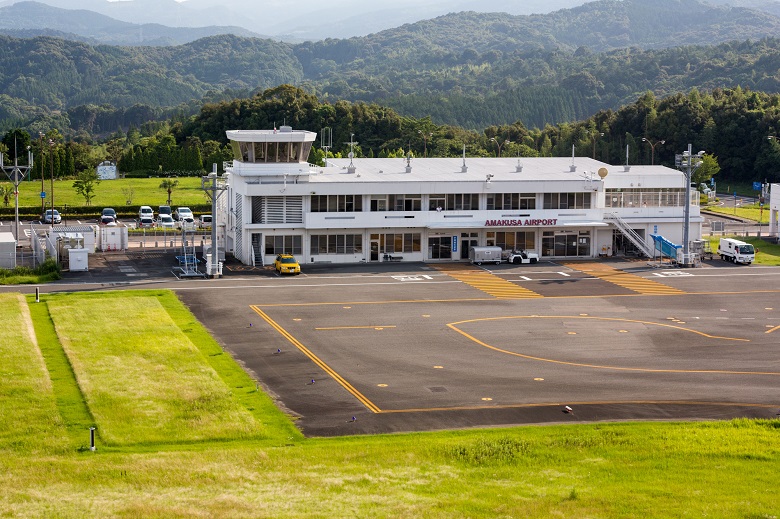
[717, 238, 755, 265]
[200, 214, 213, 229]
[138, 205, 154, 219]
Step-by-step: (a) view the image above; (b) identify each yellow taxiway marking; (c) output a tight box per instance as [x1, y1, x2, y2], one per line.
[250, 305, 382, 413]
[563, 262, 687, 295]
[433, 264, 543, 299]
[446, 315, 780, 376]
[315, 325, 396, 331]
[766, 324, 780, 334]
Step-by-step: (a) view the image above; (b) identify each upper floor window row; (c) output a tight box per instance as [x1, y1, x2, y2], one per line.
[486, 193, 536, 210]
[311, 194, 363, 213]
[543, 192, 592, 210]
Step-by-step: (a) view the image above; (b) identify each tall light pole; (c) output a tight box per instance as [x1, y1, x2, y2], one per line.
[39, 132, 45, 216]
[418, 130, 432, 157]
[49, 139, 55, 218]
[0, 138, 33, 241]
[591, 131, 604, 159]
[675, 144, 704, 266]
[490, 137, 510, 157]
[642, 138, 665, 165]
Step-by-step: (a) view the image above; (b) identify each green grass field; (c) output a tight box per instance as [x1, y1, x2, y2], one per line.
[1, 289, 778, 517]
[8, 177, 209, 211]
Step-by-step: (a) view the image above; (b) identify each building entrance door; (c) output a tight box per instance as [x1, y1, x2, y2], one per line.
[370, 238, 379, 261]
[461, 232, 479, 260]
[428, 236, 452, 260]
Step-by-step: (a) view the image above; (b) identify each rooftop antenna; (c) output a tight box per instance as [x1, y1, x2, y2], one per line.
[320, 127, 332, 167]
[345, 133, 357, 174]
[569, 144, 576, 172]
[461, 144, 468, 172]
[624, 144, 631, 171]
[405, 152, 412, 173]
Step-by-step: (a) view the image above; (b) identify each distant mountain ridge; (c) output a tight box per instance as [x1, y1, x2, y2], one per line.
[0, 1, 266, 46]
[4, 0, 780, 133]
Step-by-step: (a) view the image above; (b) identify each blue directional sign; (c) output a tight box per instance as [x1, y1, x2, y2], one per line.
[753, 181, 762, 191]
[40, 191, 46, 198]
[452, 236, 458, 253]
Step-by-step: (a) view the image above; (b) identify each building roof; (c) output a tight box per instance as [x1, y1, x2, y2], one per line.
[313, 157, 681, 185]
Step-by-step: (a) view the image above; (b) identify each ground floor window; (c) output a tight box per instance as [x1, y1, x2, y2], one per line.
[310, 234, 363, 254]
[265, 235, 302, 255]
[542, 231, 590, 257]
[486, 231, 536, 251]
[374, 233, 421, 253]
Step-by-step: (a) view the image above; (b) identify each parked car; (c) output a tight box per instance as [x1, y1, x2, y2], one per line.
[101, 207, 117, 219]
[199, 214, 213, 229]
[174, 207, 193, 222]
[42, 209, 61, 224]
[137, 216, 155, 228]
[138, 205, 154, 219]
[157, 214, 176, 228]
[274, 254, 301, 275]
[100, 215, 117, 226]
[158, 205, 172, 218]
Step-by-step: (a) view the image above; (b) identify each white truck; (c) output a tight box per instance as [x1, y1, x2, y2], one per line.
[506, 249, 539, 264]
[717, 238, 755, 265]
[468, 246, 503, 265]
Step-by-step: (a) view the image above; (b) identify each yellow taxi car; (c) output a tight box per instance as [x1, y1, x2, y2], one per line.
[274, 254, 301, 275]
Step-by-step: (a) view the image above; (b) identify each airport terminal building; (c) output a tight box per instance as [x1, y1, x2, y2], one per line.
[220, 127, 703, 266]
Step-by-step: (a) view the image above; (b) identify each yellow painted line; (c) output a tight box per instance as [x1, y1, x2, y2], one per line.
[563, 262, 687, 295]
[378, 400, 780, 414]
[315, 325, 396, 330]
[446, 315, 780, 376]
[433, 265, 543, 299]
[250, 306, 382, 413]
[766, 325, 780, 334]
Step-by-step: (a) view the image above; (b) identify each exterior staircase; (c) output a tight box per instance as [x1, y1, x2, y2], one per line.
[603, 212, 654, 258]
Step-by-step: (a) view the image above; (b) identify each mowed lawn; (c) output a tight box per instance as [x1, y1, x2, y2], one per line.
[0, 290, 778, 518]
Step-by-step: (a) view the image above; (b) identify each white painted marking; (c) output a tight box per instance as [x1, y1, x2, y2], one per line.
[653, 271, 694, 277]
[558, 271, 571, 277]
[518, 276, 532, 281]
[391, 275, 432, 282]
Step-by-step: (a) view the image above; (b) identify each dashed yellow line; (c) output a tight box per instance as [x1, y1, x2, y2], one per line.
[563, 262, 686, 295]
[315, 325, 396, 330]
[433, 264, 543, 299]
[250, 305, 382, 413]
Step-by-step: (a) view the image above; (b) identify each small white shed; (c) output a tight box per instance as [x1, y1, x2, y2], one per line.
[0, 232, 16, 269]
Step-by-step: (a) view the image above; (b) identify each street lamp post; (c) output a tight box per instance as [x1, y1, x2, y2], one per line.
[591, 131, 604, 159]
[39, 132, 45, 216]
[642, 138, 665, 165]
[49, 139, 55, 219]
[490, 137, 510, 157]
[675, 144, 704, 266]
[418, 130, 432, 157]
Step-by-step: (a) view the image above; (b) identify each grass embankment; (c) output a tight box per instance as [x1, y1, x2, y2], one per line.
[1, 290, 778, 518]
[8, 177, 208, 213]
[704, 202, 771, 224]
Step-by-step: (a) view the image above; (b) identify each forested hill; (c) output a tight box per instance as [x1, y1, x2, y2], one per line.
[5, 0, 780, 135]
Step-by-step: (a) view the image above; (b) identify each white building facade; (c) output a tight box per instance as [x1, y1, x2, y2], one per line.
[221, 127, 703, 266]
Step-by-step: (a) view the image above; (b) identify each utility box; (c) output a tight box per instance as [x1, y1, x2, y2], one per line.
[68, 248, 89, 271]
[468, 246, 503, 265]
[0, 232, 16, 269]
